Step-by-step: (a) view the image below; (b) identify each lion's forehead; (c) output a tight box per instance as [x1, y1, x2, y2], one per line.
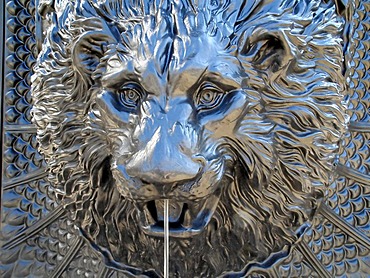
[103, 35, 244, 98]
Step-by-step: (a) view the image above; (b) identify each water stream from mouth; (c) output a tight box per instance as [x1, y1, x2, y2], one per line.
[164, 199, 169, 278]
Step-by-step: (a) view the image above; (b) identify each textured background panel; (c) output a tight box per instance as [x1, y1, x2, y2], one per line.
[4, 0, 36, 125]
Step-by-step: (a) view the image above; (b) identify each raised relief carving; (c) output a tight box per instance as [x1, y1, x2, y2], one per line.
[31, 0, 347, 276]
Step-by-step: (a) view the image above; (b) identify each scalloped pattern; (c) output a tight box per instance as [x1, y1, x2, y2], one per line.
[273, 247, 317, 277]
[62, 243, 106, 278]
[4, 0, 36, 125]
[0, 217, 82, 277]
[3, 132, 45, 179]
[327, 177, 370, 236]
[346, 1, 370, 123]
[302, 219, 370, 277]
[339, 132, 370, 174]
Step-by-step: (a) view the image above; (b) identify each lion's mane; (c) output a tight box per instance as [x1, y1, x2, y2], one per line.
[32, 0, 347, 276]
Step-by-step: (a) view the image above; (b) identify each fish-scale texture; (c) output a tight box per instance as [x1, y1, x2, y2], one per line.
[273, 247, 317, 277]
[302, 219, 370, 277]
[5, 0, 36, 125]
[339, 131, 370, 174]
[340, 0, 370, 174]
[1, 179, 56, 238]
[1, 133, 59, 275]
[3, 132, 46, 179]
[62, 243, 106, 278]
[42, 218, 81, 269]
[0, 174, 59, 278]
[327, 177, 370, 236]
[346, 1, 370, 123]
[0, 215, 67, 278]
[1, 216, 82, 278]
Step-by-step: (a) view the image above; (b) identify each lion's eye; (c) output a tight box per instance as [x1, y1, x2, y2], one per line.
[118, 83, 145, 110]
[195, 84, 224, 111]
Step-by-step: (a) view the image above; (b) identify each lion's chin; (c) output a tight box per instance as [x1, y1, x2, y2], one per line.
[137, 193, 221, 238]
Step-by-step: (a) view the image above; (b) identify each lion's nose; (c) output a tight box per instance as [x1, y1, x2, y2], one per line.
[125, 127, 202, 185]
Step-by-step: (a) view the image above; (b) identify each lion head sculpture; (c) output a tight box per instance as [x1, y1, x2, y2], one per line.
[32, 0, 347, 276]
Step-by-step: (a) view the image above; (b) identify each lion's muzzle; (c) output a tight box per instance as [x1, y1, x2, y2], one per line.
[125, 125, 203, 185]
[110, 101, 227, 238]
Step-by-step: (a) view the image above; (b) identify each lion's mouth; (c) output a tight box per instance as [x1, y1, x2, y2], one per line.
[139, 194, 220, 238]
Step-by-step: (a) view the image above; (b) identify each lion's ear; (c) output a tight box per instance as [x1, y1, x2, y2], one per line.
[72, 31, 116, 77]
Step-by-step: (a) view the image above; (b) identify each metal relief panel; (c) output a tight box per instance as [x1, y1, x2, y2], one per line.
[1, 0, 370, 277]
